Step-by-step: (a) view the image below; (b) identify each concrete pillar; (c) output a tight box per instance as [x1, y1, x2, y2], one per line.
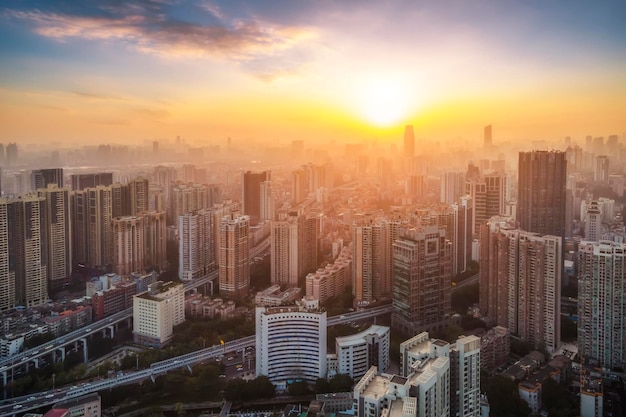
[80, 338, 88, 363]
[32, 358, 39, 369]
[107, 325, 115, 339]
[1, 370, 6, 386]
[56, 346, 66, 362]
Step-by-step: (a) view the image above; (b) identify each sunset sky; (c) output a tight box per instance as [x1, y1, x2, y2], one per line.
[1, 0, 625, 146]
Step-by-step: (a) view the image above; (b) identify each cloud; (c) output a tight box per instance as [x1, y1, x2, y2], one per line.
[4, 5, 316, 64]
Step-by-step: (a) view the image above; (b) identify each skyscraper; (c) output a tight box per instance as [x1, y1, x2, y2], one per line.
[1, 195, 48, 308]
[271, 210, 318, 288]
[518, 151, 567, 237]
[242, 170, 270, 225]
[441, 172, 466, 205]
[452, 196, 473, 275]
[451, 335, 482, 417]
[112, 216, 144, 276]
[594, 155, 609, 182]
[584, 201, 602, 241]
[353, 215, 385, 304]
[391, 225, 452, 335]
[128, 176, 149, 215]
[484, 125, 492, 148]
[218, 214, 250, 297]
[38, 185, 72, 291]
[72, 186, 113, 268]
[259, 180, 274, 222]
[479, 219, 562, 353]
[404, 125, 415, 158]
[578, 241, 626, 369]
[32, 168, 64, 190]
[142, 210, 167, 270]
[179, 209, 214, 281]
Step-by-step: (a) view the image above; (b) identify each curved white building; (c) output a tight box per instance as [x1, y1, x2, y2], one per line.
[335, 325, 390, 380]
[256, 297, 327, 385]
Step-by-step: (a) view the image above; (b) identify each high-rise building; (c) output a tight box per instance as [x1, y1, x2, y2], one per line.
[218, 214, 250, 297]
[0, 195, 48, 309]
[479, 219, 562, 353]
[38, 185, 72, 291]
[128, 176, 149, 215]
[441, 172, 466, 205]
[256, 297, 327, 385]
[452, 196, 473, 275]
[259, 180, 274, 222]
[141, 210, 166, 270]
[271, 210, 319, 288]
[391, 226, 452, 335]
[584, 201, 602, 241]
[71, 186, 114, 268]
[484, 125, 492, 148]
[179, 209, 215, 281]
[578, 241, 626, 369]
[32, 168, 64, 190]
[5, 143, 18, 167]
[112, 216, 144, 276]
[71, 172, 113, 191]
[352, 215, 386, 304]
[168, 182, 221, 224]
[594, 155, 609, 182]
[291, 169, 309, 204]
[242, 170, 270, 225]
[518, 151, 567, 237]
[404, 125, 415, 158]
[451, 335, 481, 417]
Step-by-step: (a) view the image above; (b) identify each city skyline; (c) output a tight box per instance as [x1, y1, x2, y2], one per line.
[1, 0, 625, 146]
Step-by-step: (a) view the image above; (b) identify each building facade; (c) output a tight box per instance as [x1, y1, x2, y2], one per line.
[218, 214, 250, 298]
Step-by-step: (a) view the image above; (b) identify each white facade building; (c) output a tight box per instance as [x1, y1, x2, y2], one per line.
[133, 281, 184, 348]
[452, 335, 481, 417]
[256, 297, 327, 386]
[178, 209, 214, 281]
[335, 325, 390, 380]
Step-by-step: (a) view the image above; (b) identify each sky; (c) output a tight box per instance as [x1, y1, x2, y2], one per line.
[1, 0, 625, 147]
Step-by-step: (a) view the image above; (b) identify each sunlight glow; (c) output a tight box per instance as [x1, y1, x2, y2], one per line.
[359, 78, 412, 127]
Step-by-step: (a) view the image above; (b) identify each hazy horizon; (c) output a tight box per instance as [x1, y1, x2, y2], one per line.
[1, 0, 625, 146]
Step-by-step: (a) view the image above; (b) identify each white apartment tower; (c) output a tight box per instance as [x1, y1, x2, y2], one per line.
[218, 214, 250, 297]
[578, 240, 626, 369]
[335, 325, 390, 380]
[451, 335, 481, 417]
[179, 209, 214, 281]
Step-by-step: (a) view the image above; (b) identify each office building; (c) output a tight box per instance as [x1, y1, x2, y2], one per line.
[242, 170, 270, 225]
[218, 214, 250, 298]
[391, 226, 452, 336]
[0, 195, 48, 309]
[518, 151, 567, 237]
[584, 201, 602, 241]
[71, 172, 113, 191]
[335, 325, 390, 380]
[38, 185, 72, 290]
[479, 219, 562, 353]
[271, 210, 318, 288]
[32, 168, 63, 190]
[440, 172, 466, 205]
[256, 297, 327, 386]
[484, 125, 492, 148]
[112, 216, 144, 276]
[179, 209, 215, 281]
[578, 241, 626, 369]
[594, 155, 609, 182]
[452, 196, 473, 275]
[404, 125, 415, 158]
[133, 281, 184, 348]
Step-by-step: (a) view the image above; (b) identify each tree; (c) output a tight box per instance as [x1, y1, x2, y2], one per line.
[542, 378, 577, 417]
[481, 373, 531, 417]
[329, 374, 353, 392]
[288, 381, 310, 396]
[314, 378, 331, 394]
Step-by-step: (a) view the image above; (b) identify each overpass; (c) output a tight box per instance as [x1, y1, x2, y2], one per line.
[0, 305, 392, 416]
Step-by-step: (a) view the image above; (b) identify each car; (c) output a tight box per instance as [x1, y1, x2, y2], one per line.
[219, 374, 226, 378]
[45, 394, 54, 399]
[85, 328, 92, 332]
[28, 396, 36, 401]
[227, 356, 234, 361]
[236, 364, 243, 370]
[13, 405, 23, 410]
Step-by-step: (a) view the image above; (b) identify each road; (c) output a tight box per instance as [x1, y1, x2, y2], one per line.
[0, 304, 392, 416]
[452, 273, 479, 291]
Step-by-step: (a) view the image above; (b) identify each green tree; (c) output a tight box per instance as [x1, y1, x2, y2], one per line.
[329, 374, 353, 392]
[542, 378, 578, 417]
[288, 381, 310, 396]
[314, 378, 331, 394]
[481, 373, 531, 417]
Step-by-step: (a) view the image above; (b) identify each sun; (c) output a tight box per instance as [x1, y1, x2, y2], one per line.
[359, 78, 412, 127]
